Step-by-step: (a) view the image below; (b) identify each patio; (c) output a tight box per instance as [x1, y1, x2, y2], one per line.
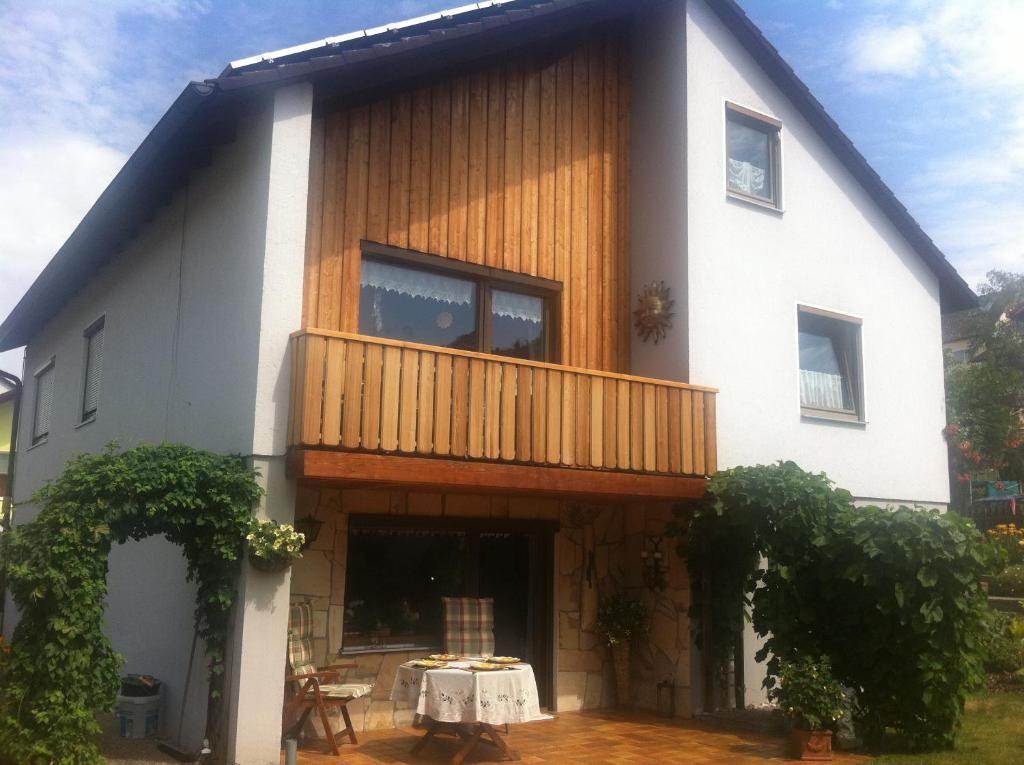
[285, 710, 869, 764]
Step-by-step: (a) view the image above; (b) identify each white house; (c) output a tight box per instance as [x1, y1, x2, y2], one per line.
[0, 1, 973, 763]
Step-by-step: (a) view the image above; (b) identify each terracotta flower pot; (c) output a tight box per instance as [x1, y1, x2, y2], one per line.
[790, 729, 832, 761]
[248, 549, 293, 573]
[611, 642, 631, 707]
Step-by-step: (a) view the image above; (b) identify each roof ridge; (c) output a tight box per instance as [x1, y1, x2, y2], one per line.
[223, 0, 522, 75]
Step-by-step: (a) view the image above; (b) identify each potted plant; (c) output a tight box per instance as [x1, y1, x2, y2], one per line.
[769, 656, 846, 761]
[594, 594, 649, 707]
[246, 519, 305, 573]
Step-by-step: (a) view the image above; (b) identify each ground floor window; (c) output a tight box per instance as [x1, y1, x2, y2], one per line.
[341, 515, 555, 705]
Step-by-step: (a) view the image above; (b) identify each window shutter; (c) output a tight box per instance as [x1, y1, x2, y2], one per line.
[33, 365, 54, 442]
[82, 324, 104, 419]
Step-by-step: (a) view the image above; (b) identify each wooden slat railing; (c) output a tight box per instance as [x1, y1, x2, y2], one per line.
[289, 329, 717, 477]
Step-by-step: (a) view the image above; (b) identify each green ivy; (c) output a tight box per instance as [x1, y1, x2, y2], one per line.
[0, 443, 262, 765]
[675, 462, 1000, 752]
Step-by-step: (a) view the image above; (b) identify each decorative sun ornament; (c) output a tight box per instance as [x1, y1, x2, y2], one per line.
[633, 281, 675, 344]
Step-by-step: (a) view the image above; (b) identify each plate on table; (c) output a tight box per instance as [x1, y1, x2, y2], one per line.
[469, 662, 508, 671]
[409, 659, 449, 669]
[489, 657, 521, 664]
[430, 654, 460, 661]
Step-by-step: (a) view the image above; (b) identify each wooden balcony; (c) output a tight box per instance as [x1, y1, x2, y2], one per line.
[287, 330, 717, 500]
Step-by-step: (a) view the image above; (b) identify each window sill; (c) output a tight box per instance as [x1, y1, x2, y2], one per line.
[75, 415, 97, 430]
[26, 437, 48, 452]
[726, 190, 784, 215]
[801, 409, 866, 427]
[340, 644, 441, 656]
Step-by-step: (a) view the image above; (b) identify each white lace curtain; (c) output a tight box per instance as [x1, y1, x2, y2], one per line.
[799, 369, 846, 411]
[728, 158, 766, 196]
[492, 290, 543, 324]
[361, 259, 475, 305]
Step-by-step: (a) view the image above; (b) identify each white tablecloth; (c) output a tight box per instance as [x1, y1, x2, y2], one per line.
[389, 661, 547, 726]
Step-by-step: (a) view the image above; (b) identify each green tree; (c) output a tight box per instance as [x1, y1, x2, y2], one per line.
[945, 270, 1024, 504]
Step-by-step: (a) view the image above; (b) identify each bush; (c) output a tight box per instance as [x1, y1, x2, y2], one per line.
[680, 462, 1000, 752]
[982, 611, 1024, 675]
[769, 656, 847, 731]
[594, 595, 649, 646]
[0, 444, 261, 765]
[989, 564, 1024, 597]
[986, 524, 1024, 566]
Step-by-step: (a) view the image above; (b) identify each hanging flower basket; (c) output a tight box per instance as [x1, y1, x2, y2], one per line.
[246, 519, 305, 574]
[247, 549, 294, 573]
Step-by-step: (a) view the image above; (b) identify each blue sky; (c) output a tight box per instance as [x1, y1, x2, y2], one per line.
[1, 0, 1021, 375]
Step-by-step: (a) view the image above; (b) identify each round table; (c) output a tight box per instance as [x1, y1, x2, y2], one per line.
[390, 660, 546, 763]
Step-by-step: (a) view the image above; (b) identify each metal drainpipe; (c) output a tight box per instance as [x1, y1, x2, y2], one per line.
[0, 368, 23, 636]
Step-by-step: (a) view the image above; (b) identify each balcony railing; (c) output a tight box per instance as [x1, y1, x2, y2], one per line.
[289, 330, 717, 479]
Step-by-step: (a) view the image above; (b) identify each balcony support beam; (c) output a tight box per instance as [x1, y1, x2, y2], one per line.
[288, 448, 708, 501]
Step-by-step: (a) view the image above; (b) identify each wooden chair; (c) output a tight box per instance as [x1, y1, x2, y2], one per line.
[441, 597, 496, 656]
[282, 602, 373, 756]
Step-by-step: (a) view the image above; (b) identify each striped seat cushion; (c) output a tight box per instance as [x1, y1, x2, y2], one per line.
[442, 597, 495, 656]
[312, 683, 373, 700]
[288, 603, 316, 678]
[289, 602, 314, 640]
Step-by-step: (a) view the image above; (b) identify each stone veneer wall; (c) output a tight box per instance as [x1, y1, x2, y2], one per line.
[288, 486, 693, 732]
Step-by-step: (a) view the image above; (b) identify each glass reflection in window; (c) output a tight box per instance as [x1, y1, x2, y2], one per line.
[491, 289, 546, 360]
[797, 311, 860, 414]
[359, 258, 479, 350]
[727, 110, 778, 203]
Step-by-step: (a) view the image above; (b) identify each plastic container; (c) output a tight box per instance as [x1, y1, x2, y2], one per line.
[116, 675, 162, 739]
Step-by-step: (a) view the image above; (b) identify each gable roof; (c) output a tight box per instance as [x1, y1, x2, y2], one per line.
[0, 0, 975, 352]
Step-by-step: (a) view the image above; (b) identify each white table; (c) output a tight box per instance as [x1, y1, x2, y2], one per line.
[390, 660, 546, 763]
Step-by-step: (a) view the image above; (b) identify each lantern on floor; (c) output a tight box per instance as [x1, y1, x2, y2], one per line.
[657, 679, 676, 718]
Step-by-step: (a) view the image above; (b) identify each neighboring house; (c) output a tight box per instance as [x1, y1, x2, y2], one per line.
[0, 1, 974, 762]
[0, 376, 15, 515]
[942, 311, 977, 364]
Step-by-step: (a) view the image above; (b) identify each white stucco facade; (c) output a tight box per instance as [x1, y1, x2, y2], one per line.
[684, 0, 948, 508]
[3, 83, 312, 759]
[631, 0, 952, 706]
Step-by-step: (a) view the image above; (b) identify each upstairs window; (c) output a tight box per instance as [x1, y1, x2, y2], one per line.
[81, 317, 105, 422]
[358, 243, 557, 362]
[798, 307, 863, 421]
[32, 360, 55, 445]
[726, 103, 781, 208]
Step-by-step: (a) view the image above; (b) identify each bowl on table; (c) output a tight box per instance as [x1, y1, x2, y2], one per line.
[469, 662, 509, 671]
[409, 659, 449, 669]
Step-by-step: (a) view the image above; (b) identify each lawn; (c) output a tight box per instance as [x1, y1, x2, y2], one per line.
[871, 691, 1024, 765]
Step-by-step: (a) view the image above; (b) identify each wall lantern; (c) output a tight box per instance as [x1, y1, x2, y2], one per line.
[641, 535, 668, 592]
[294, 516, 324, 550]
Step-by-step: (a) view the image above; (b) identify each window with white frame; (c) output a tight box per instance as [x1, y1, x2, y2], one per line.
[726, 103, 781, 207]
[32, 360, 55, 445]
[798, 307, 863, 421]
[81, 318, 105, 421]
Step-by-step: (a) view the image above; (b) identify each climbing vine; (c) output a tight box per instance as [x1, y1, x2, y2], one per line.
[674, 461, 998, 751]
[0, 443, 262, 765]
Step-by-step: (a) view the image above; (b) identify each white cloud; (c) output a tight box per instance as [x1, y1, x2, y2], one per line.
[848, 23, 925, 76]
[0, 0, 209, 375]
[843, 1, 1024, 291]
[0, 132, 126, 375]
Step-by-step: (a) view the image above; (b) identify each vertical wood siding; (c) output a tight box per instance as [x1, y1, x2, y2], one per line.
[304, 33, 631, 372]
